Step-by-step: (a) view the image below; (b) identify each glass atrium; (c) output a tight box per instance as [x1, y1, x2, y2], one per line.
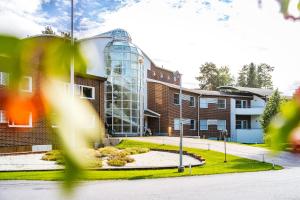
[104, 29, 144, 135]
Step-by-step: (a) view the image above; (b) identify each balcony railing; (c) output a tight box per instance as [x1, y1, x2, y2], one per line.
[235, 106, 264, 115]
[236, 128, 263, 144]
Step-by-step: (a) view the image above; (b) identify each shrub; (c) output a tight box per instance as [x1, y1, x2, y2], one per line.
[123, 156, 135, 163]
[42, 150, 63, 161]
[98, 146, 119, 157]
[107, 158, 127, 167]
[86, 159, 102, 168]
[123, 147, 150, 155]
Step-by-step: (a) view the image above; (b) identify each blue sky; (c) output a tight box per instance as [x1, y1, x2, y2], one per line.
[0, 0, 299, 95]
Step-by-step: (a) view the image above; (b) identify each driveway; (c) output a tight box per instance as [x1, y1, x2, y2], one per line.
[1, 137, 300, 200]
[131, 136, 300, 168]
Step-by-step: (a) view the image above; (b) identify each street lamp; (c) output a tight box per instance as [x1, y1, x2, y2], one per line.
[221, 130, 228, 163]
[178, 73, 184, 173]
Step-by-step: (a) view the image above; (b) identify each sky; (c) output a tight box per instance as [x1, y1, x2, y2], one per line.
[0, 0, 299, 95]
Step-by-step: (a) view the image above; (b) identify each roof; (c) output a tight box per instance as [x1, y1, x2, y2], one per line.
[218, 86, 273, 97]
[147, 79, 251, 98]
[144, 109, 161, 118]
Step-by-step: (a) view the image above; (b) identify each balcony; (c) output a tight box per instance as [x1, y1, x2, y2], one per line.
[235, 106, 264, 115]
[236, 129, 263, 144]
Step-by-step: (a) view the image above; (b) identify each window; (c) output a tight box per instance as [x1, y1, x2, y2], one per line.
[153, 71, 156, 76]
[200, 98, 208, 108]
[174, 118, 180, 130]
[160, 73, 163, 79]
[236, 120, 248, 129]
[217, 120, 226, 131]
[174, 93, 180, 105]
[0, 110, 7, 123]
[200, 120, 208, 130]
[0, 72, 9, 86]
[236, 100, 248, 108]
[190, 119, 195, 130]
[76, 85, 95, 99]
[174, 76, 177, 82]
[167, 75, 170, 80]
[218, 99, 226, 109]
[189, 96, 195, 107]
[20, 76, 32, 92]
[8, 112, 32, 128]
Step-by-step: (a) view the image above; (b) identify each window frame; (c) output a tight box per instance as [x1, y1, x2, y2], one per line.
[217, 120, 226, 131]
[236, 100, 248, 108]
[199, 120, 208, 130]
[236, 120, 248, 129]
[81, 85, 95, 100]
[8, 112, 33, 128]
[20, 76, 32, 93]
[174, 118, 180, 131]
[0, 110, 7, 123]
[190, 119, 196, 130]
[174, 93, 180, 105]
[199, 98, 208, 108]
[217, 98, 226, 109]
[0, 72, 9, 86]
[189, 96, 195, 107]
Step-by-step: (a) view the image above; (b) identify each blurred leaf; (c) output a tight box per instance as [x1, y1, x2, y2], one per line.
[298, 1, 300, 10]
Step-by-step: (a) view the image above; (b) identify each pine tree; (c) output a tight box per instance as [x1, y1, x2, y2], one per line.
[260, 89, 281, 134]
[237, 65, 248, 87]
[247, 63, 258, 87]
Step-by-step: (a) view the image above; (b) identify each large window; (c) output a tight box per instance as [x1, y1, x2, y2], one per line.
[174, 93, 180, 105]
[199, 98, 208, 108]
[218, 99, 226, 109]
[200, 120, 208, 130]
[0, 110, 7, 123]
[104, 38, 144, 135]
[174, 118, 180, 130]
[190, 119, 195, 130]
[217, 120, 226, 131]
[8, 112, 32, 128]
[236, 120, 248, 129]
[236, 100, 248, 108]
[189, 96, 195, 107]
[0, 72, 9, 86]
[19, 76, 32, 92]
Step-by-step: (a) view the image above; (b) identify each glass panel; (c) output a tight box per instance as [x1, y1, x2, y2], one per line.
[123, 126, 131, 133]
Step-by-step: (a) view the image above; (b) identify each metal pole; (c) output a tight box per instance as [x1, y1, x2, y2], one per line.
[70, 0, 75, 147]
[139, 59, 144, 137]
[178, 74, 184, 172]
[197, 95, 200, 138]
[224, 130, 227, 163]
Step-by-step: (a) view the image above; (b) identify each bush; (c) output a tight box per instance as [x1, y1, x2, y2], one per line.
[86, 159, 102, 168]
[123, 156, 135, 163]
[42, 150, 63, 161]
[98, 146, 119, 157]
[123, 147, 150, 155]
[107, 158, 127, 166]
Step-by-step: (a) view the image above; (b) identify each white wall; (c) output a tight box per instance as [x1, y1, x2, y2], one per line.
[251, 95, 266, 108]
[80, 37, 111, 77]
[230, 98, 237, 142]
[251, 115, 262, 129]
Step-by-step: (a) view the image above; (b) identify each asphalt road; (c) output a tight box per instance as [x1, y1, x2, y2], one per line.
[1, 137, 300, 200]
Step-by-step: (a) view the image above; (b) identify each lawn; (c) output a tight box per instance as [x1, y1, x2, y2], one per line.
[0, 140, 282, 181]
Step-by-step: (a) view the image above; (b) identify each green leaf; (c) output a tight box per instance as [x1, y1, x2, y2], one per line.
[298, 1, 300, 11]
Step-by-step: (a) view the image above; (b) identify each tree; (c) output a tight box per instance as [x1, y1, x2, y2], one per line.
[42, 26, 55, 35]
[196, 62, 234, 90]
[257, 63, 274, 89]
[237, 65, 248, 87]
[247, 63, 258, 87]
[218, 66, 235, 88]
[260, 89, 281, 135]
[236, 62, 274, 88]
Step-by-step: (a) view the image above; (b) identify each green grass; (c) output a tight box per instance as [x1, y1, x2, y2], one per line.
[0, 140, 282, 181]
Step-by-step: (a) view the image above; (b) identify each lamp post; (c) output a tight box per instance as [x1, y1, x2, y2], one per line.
[222, 130, 228, 163]
[138, 58, 144, 137]
[178, 73, 184, 173]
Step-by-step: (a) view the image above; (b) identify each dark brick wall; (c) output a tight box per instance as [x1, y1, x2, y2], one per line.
[147, 81, 233, 138]
[0, 74, 105, 152]
[147, 63, 181, 86]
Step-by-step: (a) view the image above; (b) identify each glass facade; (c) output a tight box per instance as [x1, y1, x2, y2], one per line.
[104, 32, 144, 135]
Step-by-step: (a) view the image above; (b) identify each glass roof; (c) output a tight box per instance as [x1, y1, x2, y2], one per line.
[99, 28, 132, 42]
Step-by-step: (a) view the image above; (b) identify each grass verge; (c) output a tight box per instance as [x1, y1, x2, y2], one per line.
[0, 140, 282, 181]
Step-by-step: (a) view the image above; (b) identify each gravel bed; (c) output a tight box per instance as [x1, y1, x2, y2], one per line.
[0, 151, 202, 171]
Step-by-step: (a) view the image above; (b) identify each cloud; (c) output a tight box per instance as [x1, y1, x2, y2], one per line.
[77, 0, 299, 95]
[0, 0, 299, 95]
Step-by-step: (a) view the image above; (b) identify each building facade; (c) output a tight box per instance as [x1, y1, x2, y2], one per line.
[0, 29, 272, 152]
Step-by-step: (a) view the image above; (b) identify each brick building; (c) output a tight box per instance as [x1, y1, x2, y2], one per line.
[0, 29, 273, 152]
